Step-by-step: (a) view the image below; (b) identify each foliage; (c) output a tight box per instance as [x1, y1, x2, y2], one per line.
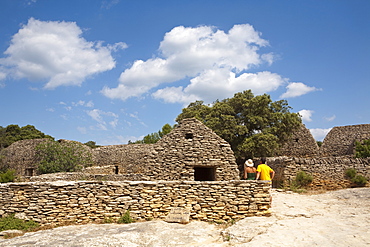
[0, 214, 39, 232]
[345, 168, 357, 179]
[284, 171, 313, 193]
[345, 168, 368, 187]
[176, 90, 302, 161]
[36, 141, 92, 174]
[84, 141, 100, 149]
[129, 123, 174, 144]
[0, 169, 16, 183]
[0, 124, 53, 150]
[117, 210, 134, 224]
[294, 171, 313, 187]
[316, 141, 323, 147]
[352, 175, 368, 187]
[355, 139, 370, 158]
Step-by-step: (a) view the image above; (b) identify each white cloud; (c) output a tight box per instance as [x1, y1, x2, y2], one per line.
[310, 128, 331, 141]
[298, 109, 314, 122]
[72, 100, 94, 108]
[102, 24, 275, 101]
[0, 71, 6, 81]
[153, 70, 286, 105]
[87, 109, 118, 130]
[0, 18, 126, 89]
[280, 82, 319, 98]
[324, 115, 336, 122]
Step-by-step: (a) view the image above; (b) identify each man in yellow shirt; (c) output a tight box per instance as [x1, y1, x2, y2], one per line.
[256, 157, 275, 183]
[256, 157, 275, 205]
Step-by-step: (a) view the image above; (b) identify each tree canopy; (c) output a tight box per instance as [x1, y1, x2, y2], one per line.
[0, 124, 53, 150]
[176, 90, 302, 162]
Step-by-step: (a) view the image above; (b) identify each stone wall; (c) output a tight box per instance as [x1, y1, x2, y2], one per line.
[280, 124, 319, 157]
[321, 124, 370, 156]
[91, 118, 239, 181]
[2, 118, 239, 181]
[267, 156, 370, 190]
[0, 181, 271, 226]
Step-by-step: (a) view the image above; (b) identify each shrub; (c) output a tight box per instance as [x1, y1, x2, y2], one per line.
[117, 210, 133, 224]
[345, 168, 357, 179]
[0, 214, 39, 232]
[352, 175, 368, 187]
[345, 168, 368, 187]
[36, 141, 92, 174]
[295, 171, 313, 187]
[0, 169, 16, 183]
[355, 139, 370, 158]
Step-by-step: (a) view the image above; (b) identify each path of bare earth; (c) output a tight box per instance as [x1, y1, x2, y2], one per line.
[1, 187, 369, 247]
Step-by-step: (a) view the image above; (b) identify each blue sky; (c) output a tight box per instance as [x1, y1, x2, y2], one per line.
[0, 0, 369, 145]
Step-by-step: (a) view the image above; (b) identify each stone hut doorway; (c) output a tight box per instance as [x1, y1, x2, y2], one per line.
[194, 167, 216, 181]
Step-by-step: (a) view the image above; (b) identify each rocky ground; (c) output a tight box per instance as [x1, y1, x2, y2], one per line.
[1, 187, 369, 247]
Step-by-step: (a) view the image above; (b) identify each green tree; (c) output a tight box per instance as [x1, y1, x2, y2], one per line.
[355, 139, 370, 158]
[176, 90, 301, 163]
[130, 123, 174, 144]
[0, 124, 53, 149]
[84, 141, 100, 148]
[36, 141, 92, 174]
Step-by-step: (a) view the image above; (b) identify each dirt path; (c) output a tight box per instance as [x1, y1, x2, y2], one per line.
[1, 188, 369, 246]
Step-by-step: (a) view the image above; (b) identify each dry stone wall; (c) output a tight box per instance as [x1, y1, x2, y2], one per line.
[0, 181, 271, 226]
[321, 124, 370, 156]
[280, 124, 319, 157]
[267, 156, 370, 190]
[91, 118, 239, 181]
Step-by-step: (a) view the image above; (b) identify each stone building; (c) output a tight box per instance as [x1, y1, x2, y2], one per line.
[91, 118, 240, 181]
[320, 124, 370, 156]
[0, 138, 49, 177]
[1, 118, 240, 181]
[279, 124, 319, 157]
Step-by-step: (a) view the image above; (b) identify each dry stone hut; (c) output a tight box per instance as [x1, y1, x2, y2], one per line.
[91, 118, 240, 181]
[320, 124, 370, 156]
[0, 138, 50, 177]
[279, 124, 319, 157]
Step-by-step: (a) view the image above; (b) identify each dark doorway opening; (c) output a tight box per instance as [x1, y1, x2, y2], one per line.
[194, 167, 216, 181]
[114, 166, 119, 174]
[25, 168, 34, 177]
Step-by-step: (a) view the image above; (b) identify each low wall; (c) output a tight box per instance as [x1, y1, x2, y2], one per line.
[0, 180, 271, 226]
[268, 156, 370, 189]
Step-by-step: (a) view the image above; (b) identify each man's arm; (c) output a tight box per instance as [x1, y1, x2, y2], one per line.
[256, 171, 260, 180]
[270, 170, 275, 180]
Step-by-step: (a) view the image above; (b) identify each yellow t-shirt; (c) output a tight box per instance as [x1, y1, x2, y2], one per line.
[256, 164, 274, 181]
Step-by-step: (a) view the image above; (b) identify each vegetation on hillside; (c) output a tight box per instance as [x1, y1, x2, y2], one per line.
[36, 141, 92, 174]
[176, 90, 302, 163]
[0, 124, 53, 150]
[129, 123, 174, 144]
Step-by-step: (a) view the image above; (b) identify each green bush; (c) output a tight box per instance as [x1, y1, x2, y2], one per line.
[36, 141, 92, 174]
[355, 139, 370, 158]
[345, 168, 357, 179]
[0, 169, 16, 183]
[0, 214, 39, 232]
[352, 175, 368, 187]
[295, 171, 313, 187]
[345, 168, 368, 187]
[117, 210, 133, 224]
